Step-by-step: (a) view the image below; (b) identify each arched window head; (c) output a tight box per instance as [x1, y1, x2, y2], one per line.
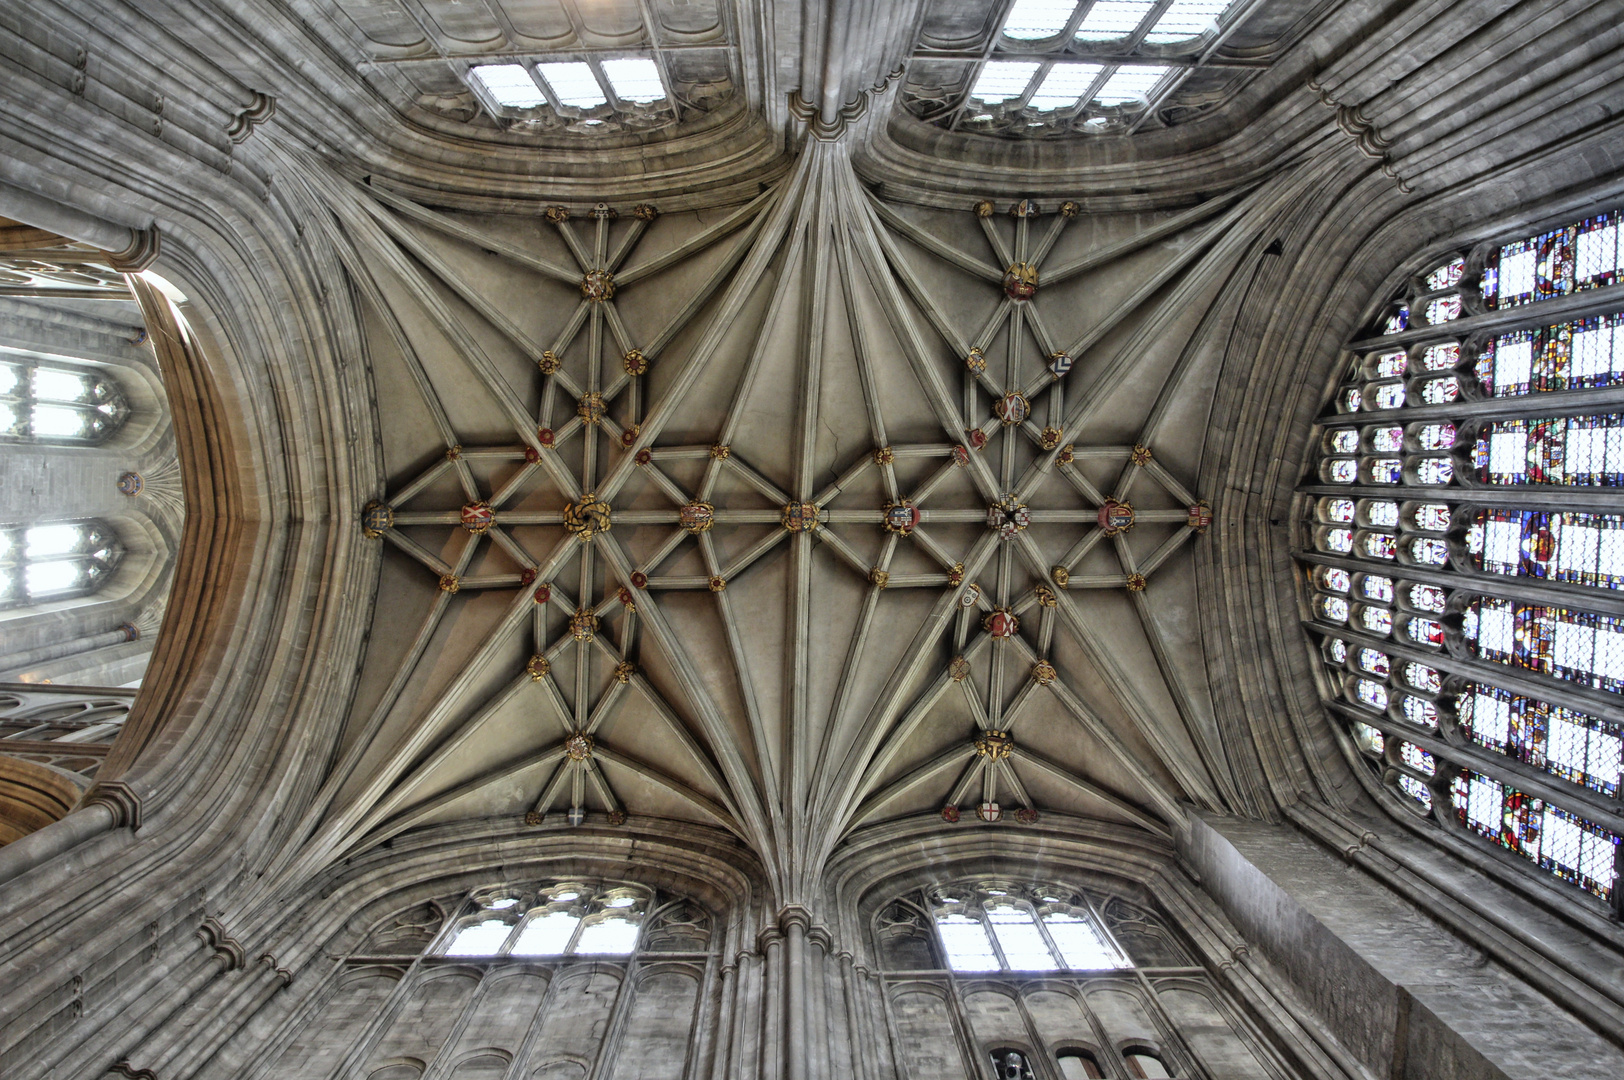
[925, 880, 1131, 973]
[440, 880, 654, 959]
[0, 519, 122, 608]
[0, 356, 128, 444]
[988, 1048, 1035, 1080]
[1057, 1050, 1105, 1078]
[1299, 203, 1624, 913]
[1124, 1048, 1171, 1078]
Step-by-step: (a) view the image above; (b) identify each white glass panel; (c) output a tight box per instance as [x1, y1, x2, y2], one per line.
[1092, 65, 1164, 105]
[25, 560, 80, 595]
[32, 404, 87, 437]
[1494, 339, 1532, 391]
[1499, 248, 1537, 299]
[1467, 773, 1502, 832]
[936, 912, 1001, 971]
[32, 368, 90, 402]
[985, 904, 1056, 969]
[25, 524, 80, 558]
[1142, 0, 1227, 43]
[1043, 911, 1127, 969]
[1028, 64, 1104, 109]
[0, 364, 17, 394]
[602, 58, 665, 103]
[508, 910, 580, 955]
[1002, 0, 1077, 39]
[470, 64, 547, 108]
[1548, 714, 1588, 773]
[1483, 519, 1521, 571]
[445, 918, 512, 956]
[1479, 604, 1515, 654]
[538, 62, 608, 108]
[1075, 0, 1154, 39]
[971, 61, 1041, 102]
[1487, 431, 1527, 477]
[575, 914, 639, 954]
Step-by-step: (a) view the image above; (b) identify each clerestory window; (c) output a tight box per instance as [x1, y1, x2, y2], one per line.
[0, 355, 128, 445]
[440, 880, 649, 958]
[928, 881, 1130, 973]
[1299, 203, 1624, 912]
[0, 519, 123, 609]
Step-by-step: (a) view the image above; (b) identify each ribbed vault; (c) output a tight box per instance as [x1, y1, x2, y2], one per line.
[235, 138, 1301, 909]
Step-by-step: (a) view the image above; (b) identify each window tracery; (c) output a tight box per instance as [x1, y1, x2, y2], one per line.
[1298, 204, 1624, 912]
[440, 881, 655, 959]
[901, 0, 1278, 137]
[0, 355, 128, 444]
[0, 519, 122, 609]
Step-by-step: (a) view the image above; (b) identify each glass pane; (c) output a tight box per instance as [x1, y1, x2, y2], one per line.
[1142, 0, 1227, 44]
[1043, 911, 1126, 969]
[31, 404, 88, 438]
[575, 914, 640, 954]
[1059, 1052, 1105, 1079]
[1125, 1052, 1172, 1079]
[601, 58, 665, 103]
[935, 912, 1000, 971]
[508, 910, 580, 955]
[470, 64, 547, 108]
[985, 904, 1056, 969]
[25, 560, 81, 595]
[1028, 64, 1104, 110]
[0, 363, 17, 395]
[1002, 0, 1077, 39]
[971, 61, 1040, 102]
[32, 367, 90, 402]
[538, 62, 608, 108]
[1075, 0, 1154, 39]
[1092, 65, 1163, 105]
[445, 918, 512, 956]
[26, 524, 81, 558]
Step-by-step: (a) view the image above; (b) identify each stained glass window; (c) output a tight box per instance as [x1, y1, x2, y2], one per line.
[0, 520, 123, 609]
[0, 357, 128, 444]
[1305, 204, 1624, 909]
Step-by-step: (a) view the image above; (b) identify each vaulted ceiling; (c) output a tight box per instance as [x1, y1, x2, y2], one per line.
[238, 129, 1306, 903]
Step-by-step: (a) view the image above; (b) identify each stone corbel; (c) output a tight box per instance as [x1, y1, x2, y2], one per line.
[258, 952, 292, 987]
[1308, 81, 1411, 194]
[81, 779, 143, 829]
[107, 226, 161, 273]
[226, 92, 277, 144]
[198, 916, 246, 972]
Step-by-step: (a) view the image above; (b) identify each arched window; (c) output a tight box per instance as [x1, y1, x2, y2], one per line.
[926, 881, 1130, 972]
[1056, 1049, 1105, 1078]
[988, 1048, 1036, 1079]
[0, 519, 122, 609]
[1299, 203, 1624, 913]
[1124, 1048, 1172, 1078]
[0, 356, 128, 444]
[440, 880, 650, 958]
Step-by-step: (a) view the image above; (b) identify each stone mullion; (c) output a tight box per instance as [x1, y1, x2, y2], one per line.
[584, 956, 642, 1080]
[499, 964, 563, 1080]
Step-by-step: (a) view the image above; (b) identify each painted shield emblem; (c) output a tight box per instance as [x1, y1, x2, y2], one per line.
[883, 501, 919, 536]
[1002, 262, 1038, 301]
[1188, 502, 1213, 531]
[997, 393, 1029, 425]
[952, 444, 970, 467]
[782, 502, 820, 532]
[1098, 499, 1135, 535]
[679, 502, 715, 534]
[960, 583, 982, 608]
[1049, 352, 1073, 377]
[988, 498, 1029, 539]
[461, 502, 495, 534]
[983, 609, 1019, 638]
[976, 801, 1002, 823]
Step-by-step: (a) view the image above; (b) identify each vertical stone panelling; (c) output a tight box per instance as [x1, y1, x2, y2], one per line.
[961, 986, 1026, 1047]
[1022, 988, 1098, 1051]
[607, 965, 701, 1080]
[365, 968, 482, 1071]
[1083, 985, 1160, 1049]
[1156, 984, 1272, 1080]
[525, 966, 622, 1075]
[446, 969, 548, 1066]
[259, 966, 401, 1077]
[888, 983, 966, 1079]
[447, 1052, 512, 1078]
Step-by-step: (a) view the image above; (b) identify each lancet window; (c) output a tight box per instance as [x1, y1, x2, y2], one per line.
[0, 355, 128, 444]
[0, 519, 123, 609]
[1298, 202, 1624, 913]
[928, 881, 1132, 973]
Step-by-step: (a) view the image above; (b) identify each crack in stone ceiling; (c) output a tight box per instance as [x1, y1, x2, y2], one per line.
[262, 141, 1270, 903]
